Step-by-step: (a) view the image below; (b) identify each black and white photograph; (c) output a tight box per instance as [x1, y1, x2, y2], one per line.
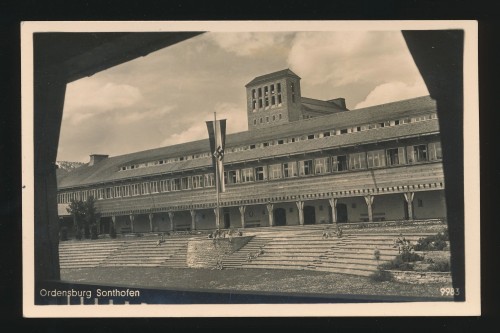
[21, 21, 480, 317]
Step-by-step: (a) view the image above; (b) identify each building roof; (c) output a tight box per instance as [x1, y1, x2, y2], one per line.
[301, 97, 346, 114]
[57, 95, 438, 190]
[245, 68, 301, 87]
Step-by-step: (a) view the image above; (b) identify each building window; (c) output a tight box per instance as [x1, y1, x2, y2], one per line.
[307, 134, 315, 140]
[241, 168, 254, 183]
[428, 142, 442, 161]
[260, 117, 263, 124]
[253, 119, 257, 125]
[349, 152, 367, 170]
[367, 150, 386, 168]
[264, 86, 268, 96]
[270, 84, 275, 94]
[192, 175, 203, 189]
[279, 113, 282, 120]
[265, 97, 269, 107]
[225, 170, 238, 184]
[272, 115, 276, 121]
[204, 174, 215, 187]
[258, 99, 263, 108]
[252, 100, 256, 110]
[268, 164, 282, 180]
[263, 142, 269, 147]
[131, 184, 139, 196]
[323, 131, 331, 137]
[277, 139, 284, 145]
[278, 95, 282, 105]
[386, 147, 406, 166]
[150, 181, 158, 193]
[340, 129, 348, 134]
[141, 183, 149, 195]
[277, 83, 281, 93]
[266, 116, 269, 122]
[171, 178, 180, 191]
[250, 144, 256, 149]
[258, 87, 262, 97]
[114, 186, 121, 198]
[255, 166, 266, 181]
[159, 180, 169, 192]
[271, 96, 276, 105]
[332, 155, 348, 172]
[408, 144, 428, 163]
[314, 157, 331, 174]
[299, 160, 313, 176]
[181, 177, 190, 190]
[283, 162, 298, 178]
[252, 89, 256, 99]
[105, 187, 113, 199]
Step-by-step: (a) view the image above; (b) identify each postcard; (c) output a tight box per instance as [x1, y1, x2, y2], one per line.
[21, 20, 480, 317]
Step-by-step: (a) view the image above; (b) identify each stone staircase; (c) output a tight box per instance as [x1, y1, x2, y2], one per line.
[222, 236, 273, 269]
[59, 240, 127, 269]
[99, 237, 189, 267]
[223, 231, 435, 276]
[59, 237, 191, 269]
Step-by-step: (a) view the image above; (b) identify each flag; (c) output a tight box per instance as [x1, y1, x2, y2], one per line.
[206, 118, 226, 192]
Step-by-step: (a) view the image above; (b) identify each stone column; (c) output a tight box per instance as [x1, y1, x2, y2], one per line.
[266, 203, 274, 227]
[296, 201, 304, 226]
[213, 208, 220, 229]
[404, 192, 415, 220]
[364, 195, 374, 222]
[111, 215, 116, 232]
[190, 209, 197, 231]
[148, 213, 154, 232]
[239, 206, 246, 228]
[129, 214, 135, 232]
[328, 198, 338, 225]
[168, 211, 174, 231]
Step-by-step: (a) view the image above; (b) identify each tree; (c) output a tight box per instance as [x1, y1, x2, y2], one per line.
[66, 196, 101, 240]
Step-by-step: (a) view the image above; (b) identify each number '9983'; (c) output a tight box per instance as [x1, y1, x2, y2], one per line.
[440, 288, 460, 296]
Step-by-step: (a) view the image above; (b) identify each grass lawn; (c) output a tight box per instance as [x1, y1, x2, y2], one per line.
[61, 267, 453, 302]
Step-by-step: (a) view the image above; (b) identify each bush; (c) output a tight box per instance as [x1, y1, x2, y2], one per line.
[414, 232, 449, 251]
[90, 225, 98, 240]
[427, 259, 451, 272]
[401, 251, 423, 263]
[109, 225, 117, 239]
[59, 227, 68, 241]
[75, 229, 83, 240]
[380, 252, 423, 272]
[370, 269, 393, 282]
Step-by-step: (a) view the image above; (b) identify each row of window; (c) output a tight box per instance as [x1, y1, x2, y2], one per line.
[251, 82, 284, 111]
[119, 112, 438, 173]
[59, 142, 441, 204]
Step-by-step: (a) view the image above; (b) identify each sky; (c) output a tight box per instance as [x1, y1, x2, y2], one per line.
[57, 30, 429, 163]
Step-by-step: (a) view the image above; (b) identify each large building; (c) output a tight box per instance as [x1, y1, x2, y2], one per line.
[57, 69, 446, 235]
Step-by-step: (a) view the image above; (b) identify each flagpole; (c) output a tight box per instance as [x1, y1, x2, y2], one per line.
[214, 111, 220, 231]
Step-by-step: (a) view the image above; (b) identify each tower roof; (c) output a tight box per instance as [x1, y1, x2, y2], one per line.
[245, 68, 301, 87]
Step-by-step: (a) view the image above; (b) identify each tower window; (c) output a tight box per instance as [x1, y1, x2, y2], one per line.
[259, 99, 263, 108]
[264, 86, 268, 96]
[260, 118, 263, 124]
[279, 113, 282, 120]
[278, 95, 282, 104]
[265, 97, 269, 107]
[252, 100, 256, 110]
[272, 96, 276, 105]
[258, 88, 262, 97]
[253, 119, 257, 125]
[266, 116, 269, 122]
[252, 89, 256, 98]
[277, 83, 281, 93]
[272, 115, 276, 121]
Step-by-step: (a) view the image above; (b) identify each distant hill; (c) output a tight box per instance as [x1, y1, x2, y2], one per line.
[56, 161, 86, 174]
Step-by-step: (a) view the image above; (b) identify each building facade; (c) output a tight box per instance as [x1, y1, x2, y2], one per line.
[57, 69, 446, 234]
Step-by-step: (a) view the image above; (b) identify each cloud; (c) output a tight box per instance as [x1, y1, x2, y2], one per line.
[118, 105, 176, 124]
[354, 81, 429, 109]
[209, 32, 291, 56]
[287, 31, 422, 89]
[160, 102, 247, 146]
[64, 80, 143, 116]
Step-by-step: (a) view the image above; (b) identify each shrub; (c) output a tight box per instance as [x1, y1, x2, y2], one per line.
[109, 225, 117, 239]
[414, 232, 449, 251]
[90, 225, 98, 240]
[75, 229, 83, 240]
[370, 269, 393, 282]
[401, 251, 423, 263]
[427, 259, 451, 272]
[59, 227, 68, 241]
